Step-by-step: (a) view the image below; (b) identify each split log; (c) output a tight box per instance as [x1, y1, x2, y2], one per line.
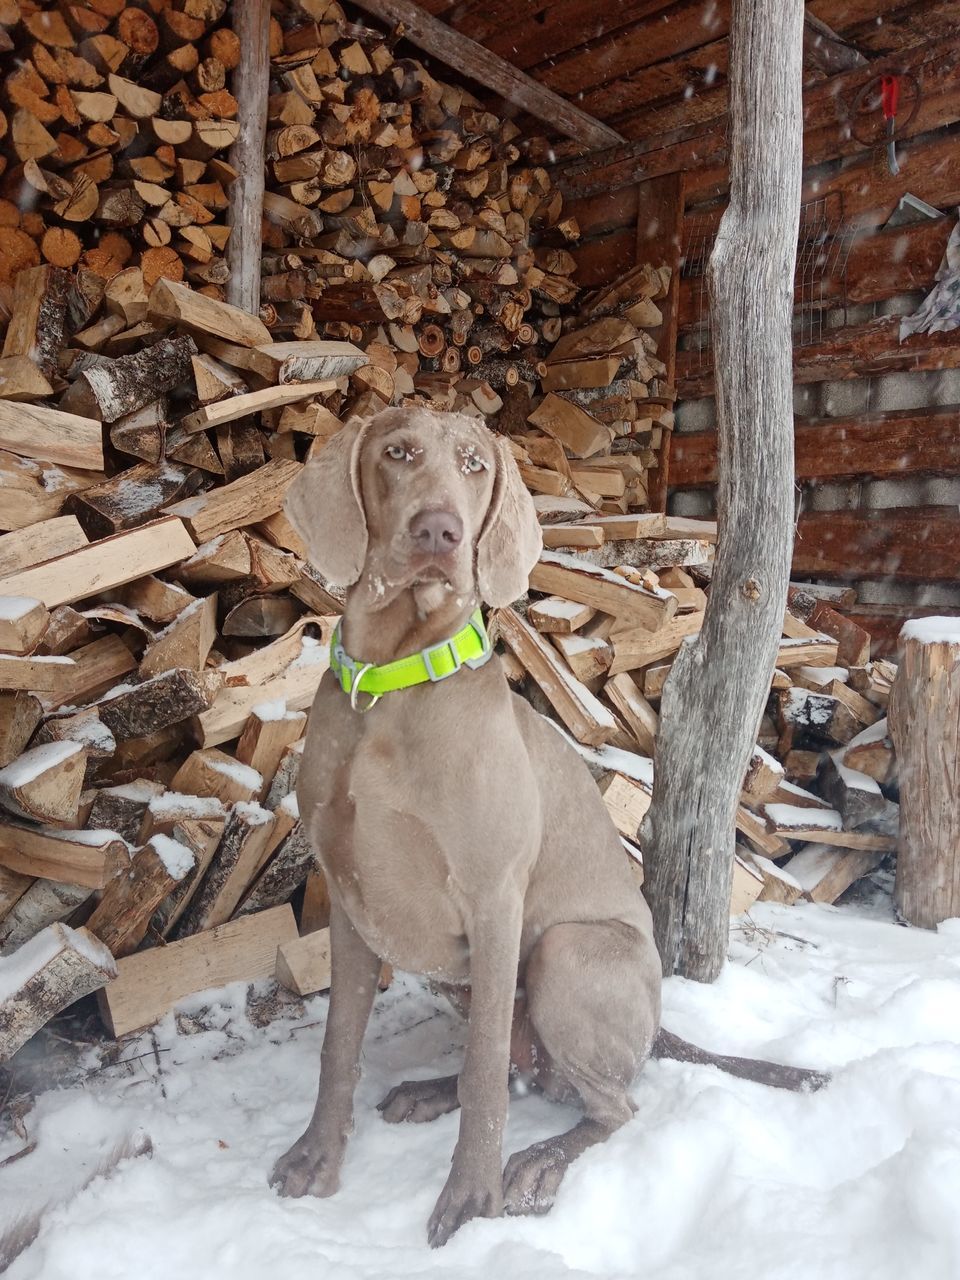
[171, 749, 263, 806]
[0, 741, 86, 825]
[97, 668, 214, 741]
[0, 824, 129, 890]
[0, 598, 49, 655]
[496, 606, 618, 748]
[0, 400, 104, 471]
[0, 879, 95, 955]
[175, 802, 276, 935]
[235, 816, 314, 916]
[86, 836, 195, 958]
[235, 703, 306, 794]
[0, 519, 197, 608]
[0, 924, 116, 1062]
[139, 593, 218, 675]
[276, 927, 331, 996]
[60, 335, 197, 423]
[98, 903, 298, 1037]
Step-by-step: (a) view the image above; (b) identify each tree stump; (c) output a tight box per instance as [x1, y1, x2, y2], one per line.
[889, 619, 960, 928]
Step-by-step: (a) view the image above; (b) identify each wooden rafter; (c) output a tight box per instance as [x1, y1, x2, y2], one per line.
[347, 0, 625, 150]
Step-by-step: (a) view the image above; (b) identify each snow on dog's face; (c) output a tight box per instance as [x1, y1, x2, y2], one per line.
[285, 406, 542, 612]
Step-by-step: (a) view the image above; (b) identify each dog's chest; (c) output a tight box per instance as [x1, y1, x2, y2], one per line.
[302, 732, 473, 980]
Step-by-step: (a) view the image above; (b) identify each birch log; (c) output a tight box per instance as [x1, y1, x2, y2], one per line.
[639, 0, 803, 981]
[225, 0, 271, 316]
[888, 619, 960, 928]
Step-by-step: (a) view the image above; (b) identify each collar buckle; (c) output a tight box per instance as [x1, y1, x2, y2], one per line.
[422, 639, 461, 682]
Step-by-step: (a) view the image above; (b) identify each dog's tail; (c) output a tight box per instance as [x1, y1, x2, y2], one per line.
[653, 1028, 830, 1092]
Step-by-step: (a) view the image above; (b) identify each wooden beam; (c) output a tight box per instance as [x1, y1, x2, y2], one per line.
[678, 217, 952, 330]
[670, 408, 960, 488]
[225, 0, 271, 316]
[793, 508, 960, 582]
[347, 0, 624, 150]
[559, 40, 953, 200]
[677, 317, 960, 398]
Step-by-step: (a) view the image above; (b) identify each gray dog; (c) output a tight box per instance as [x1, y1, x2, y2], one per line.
[271, 405, 821, 1247]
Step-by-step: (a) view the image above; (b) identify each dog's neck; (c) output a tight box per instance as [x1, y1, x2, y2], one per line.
[340, 577, 478, 667]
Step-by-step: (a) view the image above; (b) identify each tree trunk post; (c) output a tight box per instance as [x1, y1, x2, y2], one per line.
[889, 619, 960, 928]
[225, 0, 271, 316]
[639, 0, 803, 982]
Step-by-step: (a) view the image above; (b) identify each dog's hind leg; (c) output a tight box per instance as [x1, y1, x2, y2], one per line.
[502, 920, 660, 1216]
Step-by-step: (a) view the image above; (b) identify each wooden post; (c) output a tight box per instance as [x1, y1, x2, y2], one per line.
[636, 172, 683, 514]
[639, 0, 803, 981]
[889, 619, 960, 928]
[225, 0, 271, 316]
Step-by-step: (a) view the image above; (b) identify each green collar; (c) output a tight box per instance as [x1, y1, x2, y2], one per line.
[330, 609, 493, 712]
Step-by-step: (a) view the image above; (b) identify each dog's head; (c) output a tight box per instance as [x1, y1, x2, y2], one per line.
[285, 406, 543, 610]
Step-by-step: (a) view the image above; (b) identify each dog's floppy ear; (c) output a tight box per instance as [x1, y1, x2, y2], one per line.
[285, 419, 370, 585]
[476, 435, 543, 607]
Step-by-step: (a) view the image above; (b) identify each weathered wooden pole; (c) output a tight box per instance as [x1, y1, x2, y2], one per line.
[639, 0, 803, 981]
[889, 619, 960, 928]
[225, 0, 271, 316]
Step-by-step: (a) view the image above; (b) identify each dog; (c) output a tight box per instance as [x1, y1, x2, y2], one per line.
[271, 405, 824, 1247]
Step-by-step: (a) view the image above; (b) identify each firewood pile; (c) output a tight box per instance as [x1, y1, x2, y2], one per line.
[0, 0, 243, 294]
[0, 0, 899, 1065]
[502, 542, 900, 915]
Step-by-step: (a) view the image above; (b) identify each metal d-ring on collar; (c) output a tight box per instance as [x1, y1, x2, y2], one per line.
[349, 663, 380, 714]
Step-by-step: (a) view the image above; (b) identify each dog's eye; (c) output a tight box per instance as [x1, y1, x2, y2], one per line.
[385, 444, 412, 462]
[461, 452, 488, 475]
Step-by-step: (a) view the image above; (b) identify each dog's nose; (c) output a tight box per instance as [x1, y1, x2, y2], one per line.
[410, 509, 463, 554]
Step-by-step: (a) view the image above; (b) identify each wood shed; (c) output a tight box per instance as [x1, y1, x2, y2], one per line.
[0, 0, 957, 1059]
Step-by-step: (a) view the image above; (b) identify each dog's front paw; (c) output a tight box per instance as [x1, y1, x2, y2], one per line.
[269, 1135, 341, 1200]
[427, 1165, 503, 1248]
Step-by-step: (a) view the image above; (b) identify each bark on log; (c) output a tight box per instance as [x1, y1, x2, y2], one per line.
[639, 0, 803, 981]
[888, 620, 960, 929]
[0, 923, 116, 1062]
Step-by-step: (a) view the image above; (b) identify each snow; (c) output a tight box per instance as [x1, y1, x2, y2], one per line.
[4, 900, 960, 1280]
[830, 751, 883, 796]
[278, 791, 300, 819]
[290, 636, 330, 670]
[530, 597, 586, 621]
[148, 835, 195, 881]
[105, 780, 165, 803]
[233, 801, 274, 827]
[552, 724, 655, 789]
[845, 717, 890, 750]
[796, 664, 849, 686]
[900, 616, 960, 645]
[251, 699, 305, 723]
[765, 803, 843, 832]
[0, 739, 82, 788]
[207, 757, 263, 793]
[0, 595, 39, 620]
[48, 828, 129, 848]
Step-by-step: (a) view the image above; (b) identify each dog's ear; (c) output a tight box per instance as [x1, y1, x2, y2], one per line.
[285, 419, 369, 585]
[475, 435, 543, 607]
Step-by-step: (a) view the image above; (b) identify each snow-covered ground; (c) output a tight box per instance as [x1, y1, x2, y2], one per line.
[4, 891, 960, 1280]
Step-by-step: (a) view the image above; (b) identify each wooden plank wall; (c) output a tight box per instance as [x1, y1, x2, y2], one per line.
[560, 33, 960, 655]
